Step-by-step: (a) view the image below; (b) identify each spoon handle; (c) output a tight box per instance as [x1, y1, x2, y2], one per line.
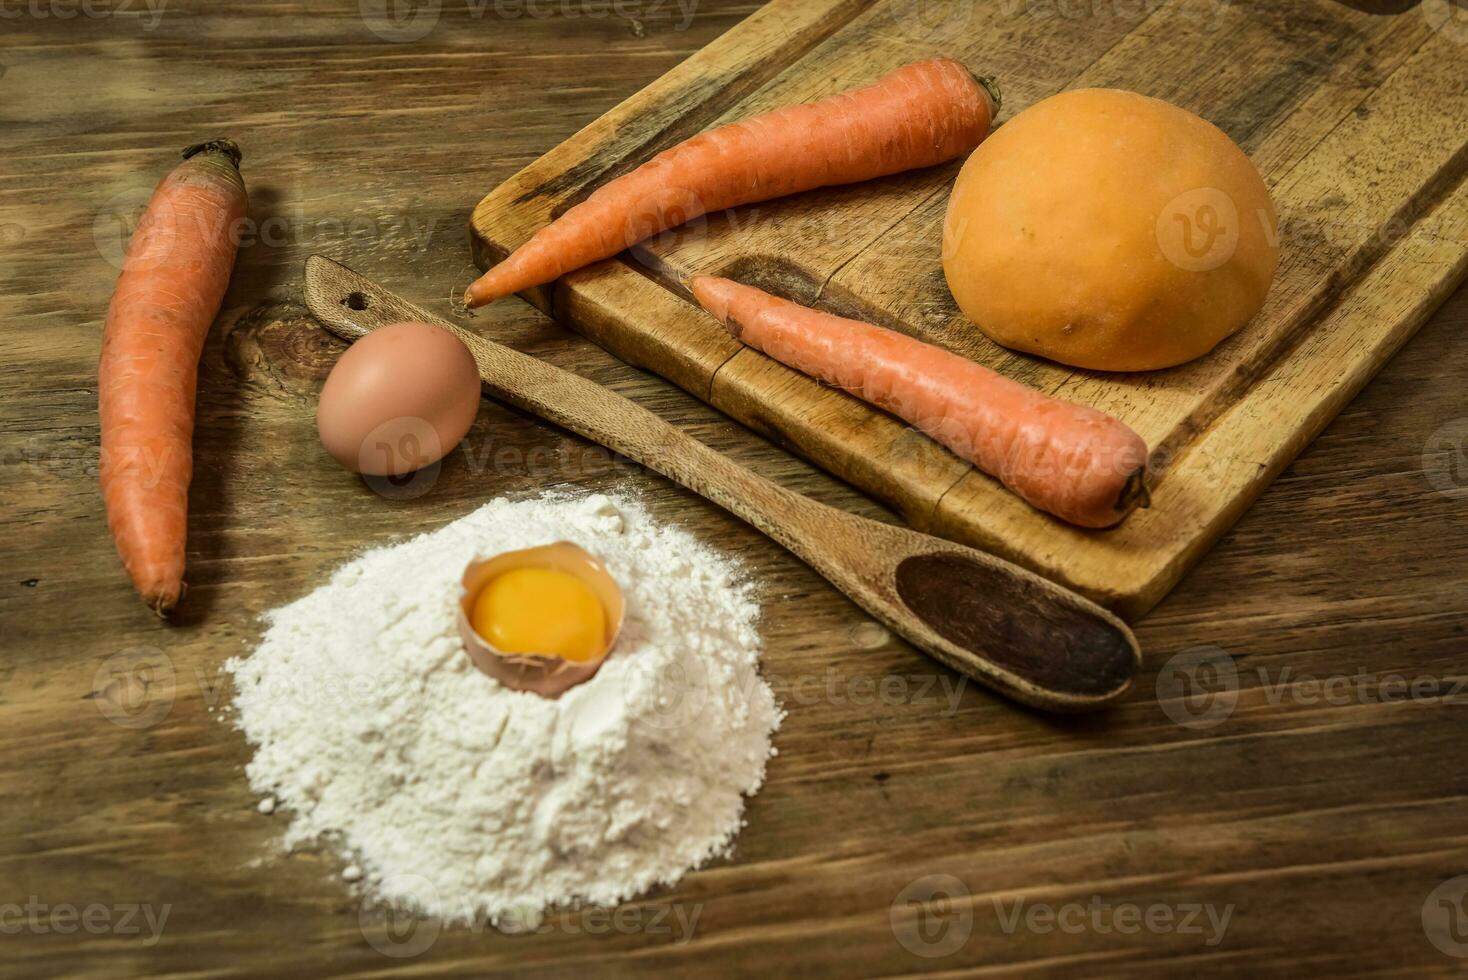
[303, 255, 1140, 711]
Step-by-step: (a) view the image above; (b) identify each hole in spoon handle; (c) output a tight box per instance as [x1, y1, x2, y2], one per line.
[894, 553, 1138, 700]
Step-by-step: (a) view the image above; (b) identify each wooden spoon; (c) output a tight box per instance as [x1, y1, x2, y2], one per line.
[303, 255, 1140, 712]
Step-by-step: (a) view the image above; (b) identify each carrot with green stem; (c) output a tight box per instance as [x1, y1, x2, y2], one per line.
[99, 139, 248, 613]
[691, 277, 1150, 529]
[465, 58, 999, 308]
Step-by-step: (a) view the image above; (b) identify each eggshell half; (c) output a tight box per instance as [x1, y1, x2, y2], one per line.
[457, 542, 626, 699]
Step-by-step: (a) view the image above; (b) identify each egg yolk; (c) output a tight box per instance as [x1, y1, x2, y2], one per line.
[470, 567, 607, 662]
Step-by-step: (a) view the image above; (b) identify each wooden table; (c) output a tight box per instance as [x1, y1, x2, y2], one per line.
[4, 1, 1466, 975]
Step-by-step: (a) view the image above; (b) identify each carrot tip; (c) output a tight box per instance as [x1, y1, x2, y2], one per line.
[181, 138, 242, 169]
[145, 582, 184, 618]
[974, 74, 1003, 118]
[1115, 466, 1150, 515]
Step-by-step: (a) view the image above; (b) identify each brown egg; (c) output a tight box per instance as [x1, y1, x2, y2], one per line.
[316, 322, 481, 476]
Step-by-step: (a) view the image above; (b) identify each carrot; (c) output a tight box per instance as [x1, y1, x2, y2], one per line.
[465, 58, 998, 308]
[99, 139, 247, 613]
[690, 277, 1150, 529]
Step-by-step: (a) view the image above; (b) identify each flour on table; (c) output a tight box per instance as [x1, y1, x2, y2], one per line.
[225, 492, 780, 926]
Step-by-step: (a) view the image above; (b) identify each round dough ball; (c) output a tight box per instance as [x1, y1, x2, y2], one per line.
[942, 88, 1279, 372]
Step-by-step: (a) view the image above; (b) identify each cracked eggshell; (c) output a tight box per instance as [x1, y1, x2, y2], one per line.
[456, 542, 625, 699]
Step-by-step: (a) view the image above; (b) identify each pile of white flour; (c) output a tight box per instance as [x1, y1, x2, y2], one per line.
[226, 492, 780, 926]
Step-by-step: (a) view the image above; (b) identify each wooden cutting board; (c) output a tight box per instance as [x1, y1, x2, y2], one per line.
[469, 0, 1468, 619]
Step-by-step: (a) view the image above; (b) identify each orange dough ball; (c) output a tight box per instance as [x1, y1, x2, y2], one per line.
[943, 88, 1279, 372]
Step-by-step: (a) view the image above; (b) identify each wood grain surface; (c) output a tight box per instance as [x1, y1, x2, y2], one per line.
[470, 0, 1468, 617]
[3, 0, 1468, 976]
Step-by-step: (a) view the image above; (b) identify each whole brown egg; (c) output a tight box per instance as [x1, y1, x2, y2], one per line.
[316, 321, 481, 477]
